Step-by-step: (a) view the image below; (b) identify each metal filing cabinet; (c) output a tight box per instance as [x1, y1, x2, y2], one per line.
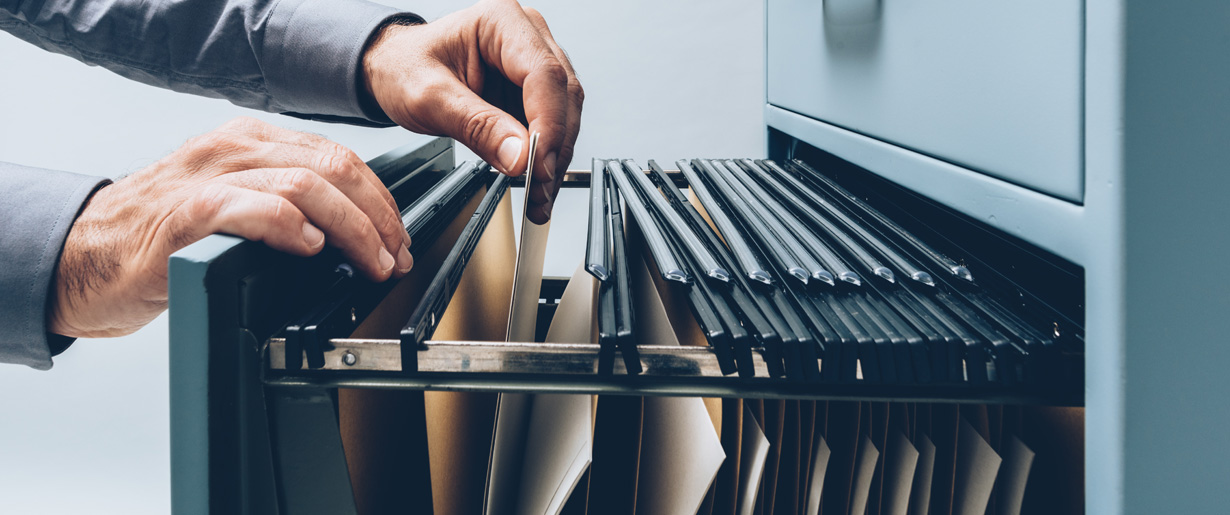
[167, 1, 1230, 513]
[763, 0, 1230, 513]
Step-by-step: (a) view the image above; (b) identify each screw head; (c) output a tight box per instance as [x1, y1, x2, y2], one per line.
[342, 351, 358, 366]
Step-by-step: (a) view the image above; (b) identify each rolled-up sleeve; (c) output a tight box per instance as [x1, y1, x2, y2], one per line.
[0, 163, 109, 370]
[0, 0, 421, 123]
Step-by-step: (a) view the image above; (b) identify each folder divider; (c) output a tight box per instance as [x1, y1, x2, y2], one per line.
[617, 160, 738, 374]
[673, 159, 772, 285]
[743, 158, 892, 284]
[399, 173, 510, 370]
[651, 160, 770, 378]
[724, 159, 858, 285]
[620, 159, 729, 282]
[608, 180, 643, 374]
[285, 161, 488, 369]
[757, 159, 923, 286]
[784, 159, 966, 284]
[701, 159, 825, 286]
[586, 158, 611, 282]
[608, 160, 690, 284]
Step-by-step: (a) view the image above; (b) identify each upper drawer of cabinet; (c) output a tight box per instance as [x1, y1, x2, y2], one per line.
[767, 0, 1084, 203]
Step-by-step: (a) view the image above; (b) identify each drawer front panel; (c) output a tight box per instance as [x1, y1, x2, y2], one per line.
[767, 0, 1084, 202]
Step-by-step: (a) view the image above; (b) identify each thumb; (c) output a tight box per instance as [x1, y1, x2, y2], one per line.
[424, 80, 530, 176]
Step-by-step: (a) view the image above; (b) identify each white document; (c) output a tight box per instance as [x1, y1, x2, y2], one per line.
[485, 393, 533, 515]
[994, 435, 1035, 515]
[635, 395, 726, 515]
[881, 431, 921, 515]
[507, 131, 551, 343]
[486, 264, 597, 515]
[908, 434, 937, 515]
[516, 393, 593, 515]
[951, 418, 1003, 515]
[628, 230, 724, 514]
[849, 434, 881, 515]
[804, 436, 831, 515]
[737, 403, 771, 515]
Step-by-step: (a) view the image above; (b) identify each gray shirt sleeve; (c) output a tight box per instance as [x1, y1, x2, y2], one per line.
[0, 0, 419, 123]
[0, 0, 424, 368]
[0, 164, 109, 370]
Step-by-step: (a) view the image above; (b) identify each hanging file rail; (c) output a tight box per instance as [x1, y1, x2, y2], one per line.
[266, 158, 1082, 406]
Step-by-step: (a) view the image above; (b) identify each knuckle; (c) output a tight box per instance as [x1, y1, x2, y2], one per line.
[188, 184, 231, 220]
[540, 60, 569, 88]
[184, 131, 248, 162]
[317, 150, 354, 180]
[351, 215, 378, 243]
[221, 116, 265, 133]
[379, 209, 404, 239]
[277, 168, 319, 198]
[461, 108, 504, 146]
[569, 82, 585, 106]
[267, 197, 296, 226]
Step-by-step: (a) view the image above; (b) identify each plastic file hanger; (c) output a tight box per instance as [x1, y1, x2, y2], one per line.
[585, 158, 611, 281]
[759, 159, 934, 287]
[607, 160, 690, 284]
[399, 174, 511, 370]
[619, 159, 729, 283]
[286, 163, 488, 369]
[673, 160, 773, 286]
[738, 159, 893, 284]
[607, 177, 643, 374]
[696, 159, 822, 286]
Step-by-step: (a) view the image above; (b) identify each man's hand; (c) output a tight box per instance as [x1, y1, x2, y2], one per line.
[48, 117, 413, 338]
[362, 0, 583, 225]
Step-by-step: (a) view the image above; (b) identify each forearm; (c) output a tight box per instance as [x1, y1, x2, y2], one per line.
[0, 162, 109, 370]
[0, 0, 417, 123]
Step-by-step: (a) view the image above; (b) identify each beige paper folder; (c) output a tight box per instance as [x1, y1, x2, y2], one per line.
[908, 433, 937, 515]
[340, 183, 511, 514]
[804, 436, 831, 515]
[951, 417, 1002, 515]
[994, 434, 1035, 515]
[849, 434, 882, 515]
[882, 431, 921, 515]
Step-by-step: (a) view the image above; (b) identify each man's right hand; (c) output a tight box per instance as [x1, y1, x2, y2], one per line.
[47, 117, 412, 338]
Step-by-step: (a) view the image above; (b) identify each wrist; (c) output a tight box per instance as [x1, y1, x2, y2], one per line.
[47, 181, 118, 338]
[360, 14, 426, 122]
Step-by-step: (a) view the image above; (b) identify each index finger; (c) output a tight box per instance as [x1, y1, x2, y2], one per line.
[478, 2, 570, 183]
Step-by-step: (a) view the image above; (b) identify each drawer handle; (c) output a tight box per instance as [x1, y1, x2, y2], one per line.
[824, 0, 881, 25]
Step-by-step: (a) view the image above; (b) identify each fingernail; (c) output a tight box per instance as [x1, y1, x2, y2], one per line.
[543, 152, 558, 182]
[497, 136, 524, 174]
[378, 247, 395, 273]
[302, 222, 324, 248]
[396, 244, 414, 273]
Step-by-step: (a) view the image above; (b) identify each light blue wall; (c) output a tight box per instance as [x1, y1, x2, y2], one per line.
[0, 1, 764, 513]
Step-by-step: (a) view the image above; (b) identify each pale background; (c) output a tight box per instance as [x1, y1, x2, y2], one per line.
[0, 1, 764, 512]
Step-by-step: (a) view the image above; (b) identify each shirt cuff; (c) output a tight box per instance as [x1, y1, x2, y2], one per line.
[0, 164, 110, 370]
[262, 0, 423, 124]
